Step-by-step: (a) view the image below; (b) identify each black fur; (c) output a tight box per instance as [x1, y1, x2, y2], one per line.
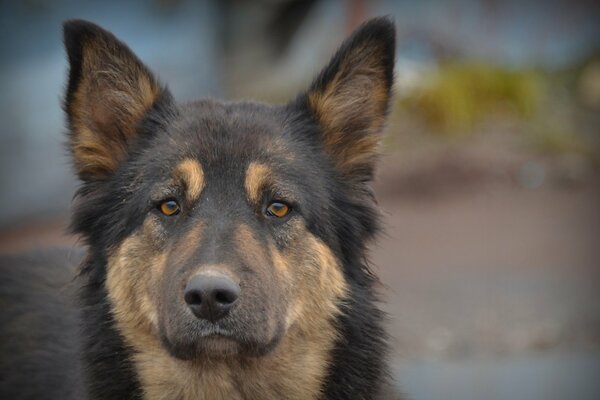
[78, 252, 144, 400]
[0, 249, 84, 399]
[0, 17, 400, 399]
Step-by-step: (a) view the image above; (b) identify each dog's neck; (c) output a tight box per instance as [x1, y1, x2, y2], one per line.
[129, 325, 335, 400]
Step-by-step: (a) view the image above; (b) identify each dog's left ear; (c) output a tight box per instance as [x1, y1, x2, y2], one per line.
[302, 17, 395, 180]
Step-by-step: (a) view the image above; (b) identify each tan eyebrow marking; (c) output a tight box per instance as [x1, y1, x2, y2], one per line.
[244, 162, 272, 204]
[173, 159, 205, 202]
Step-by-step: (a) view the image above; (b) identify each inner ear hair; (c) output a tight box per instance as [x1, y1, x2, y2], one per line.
[63, 20, 166, 181]
[304, 17, 395, 178]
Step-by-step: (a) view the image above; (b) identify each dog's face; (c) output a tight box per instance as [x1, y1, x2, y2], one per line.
[99, 102, 351, 360]
[64, 19, 394, 361]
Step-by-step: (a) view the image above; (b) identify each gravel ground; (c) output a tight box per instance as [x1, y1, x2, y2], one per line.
[371, 139, 600, 399]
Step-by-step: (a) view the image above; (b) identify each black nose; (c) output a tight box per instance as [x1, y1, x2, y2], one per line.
[184, 274, 240, 322]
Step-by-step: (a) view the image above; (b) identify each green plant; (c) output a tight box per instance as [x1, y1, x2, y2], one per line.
[400, 62, 542, 135]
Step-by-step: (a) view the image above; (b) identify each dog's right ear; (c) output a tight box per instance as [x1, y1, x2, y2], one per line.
[300, 17, 395, 184]
[63, 20, 169, 182]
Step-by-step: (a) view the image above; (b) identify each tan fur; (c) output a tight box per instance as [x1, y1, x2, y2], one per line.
[244, 162, 272, 204]
[171, 222, 205, 268]
[269, 242, 290, 275]
[107, 223, 240, 399]
[173, 159, 205, 202]
[234, 229, 348, 400]
[69, 36, 161, 179]
[307, 42, 389, 174]
[106, 219, 166, 340]
[106, 214, 348, 400]
[235, 224, 269, 272]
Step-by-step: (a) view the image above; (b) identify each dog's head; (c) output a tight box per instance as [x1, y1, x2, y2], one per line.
[65, 18, 395, 361]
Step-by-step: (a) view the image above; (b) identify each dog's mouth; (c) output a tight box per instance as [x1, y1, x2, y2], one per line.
[159, 319, 285, 361]
[160, 326, 238, 360]
[195, 324, 236, 338]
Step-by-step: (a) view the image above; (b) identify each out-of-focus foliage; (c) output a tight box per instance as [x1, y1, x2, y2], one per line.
[576, 57, 600, 110]
[399, 63, 542, 135]
[394, 58, 599, 160]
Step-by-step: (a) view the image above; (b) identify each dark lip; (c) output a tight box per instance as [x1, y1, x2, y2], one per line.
[195, 324, 236, 339]
[160, 331, 240, 360]
[162, 326, 283, 360]
[160, 315, 286, 359]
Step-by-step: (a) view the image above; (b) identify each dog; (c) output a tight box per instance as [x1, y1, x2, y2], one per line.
[0, 17, 399, 400]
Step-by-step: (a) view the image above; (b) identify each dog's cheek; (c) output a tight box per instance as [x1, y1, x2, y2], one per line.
[268, 242, 298, 331]
[106, 218, 168, 345]
[281, 227, 348, 333]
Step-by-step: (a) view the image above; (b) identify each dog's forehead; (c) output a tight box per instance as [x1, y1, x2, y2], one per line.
[159, 100, 302, 173]
[177, 100, 284, 144]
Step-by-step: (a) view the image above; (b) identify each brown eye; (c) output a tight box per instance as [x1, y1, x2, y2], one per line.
[159, 200, 180, 216]
[266, 202, 290, 218]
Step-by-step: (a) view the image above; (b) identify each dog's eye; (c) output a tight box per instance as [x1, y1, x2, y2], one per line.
[266, 202, 290, 218]
[159, 200, 180, 216]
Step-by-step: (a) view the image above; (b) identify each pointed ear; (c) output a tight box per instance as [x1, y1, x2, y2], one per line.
[63, 20, 168, 181]
[304, 17, 395, 180]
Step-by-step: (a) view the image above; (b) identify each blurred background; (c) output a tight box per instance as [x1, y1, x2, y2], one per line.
[1, 0, 599, 399]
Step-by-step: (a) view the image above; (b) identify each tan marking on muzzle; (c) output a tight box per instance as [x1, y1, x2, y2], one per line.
[234, 223, 268, 266]
[106, 223, 168, 339]
[268, 242, 289, 275]
[171, 222, 204, 266]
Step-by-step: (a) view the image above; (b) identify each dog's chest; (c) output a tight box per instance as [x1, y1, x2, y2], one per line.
[134, 347, 327, 400]
[135, 351, 240, 400]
